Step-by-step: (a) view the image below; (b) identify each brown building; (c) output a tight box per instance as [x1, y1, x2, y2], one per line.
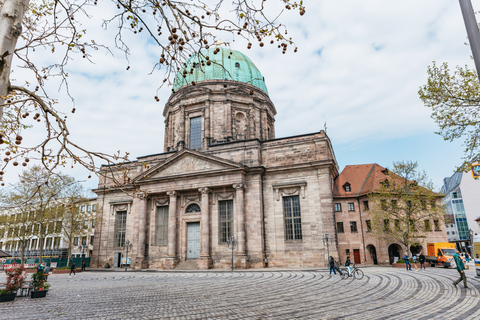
[92, 48, 339, 270]
[333, 164, 448, 266]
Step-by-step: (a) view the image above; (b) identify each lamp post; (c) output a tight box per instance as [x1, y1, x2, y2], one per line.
[322, 232, 334, 264]
[122, 240, 132, 272]
[227, 236, 237, 272]
[81, 244, 88, 270]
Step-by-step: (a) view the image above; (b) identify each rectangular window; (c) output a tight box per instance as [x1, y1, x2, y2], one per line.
[31, 239, 37, 250]
[48, 222, 55, 234]
[73, 237, 79, 246]
[83, 220, 89, 229]
[395, 219, 401, 231]
[391, 200, 397, 208]
[53, 237, 61, 249]
[87, 205, 92, 212]
[366, 220, 372, 232]
[406, 200, 412, 209]
[384, 219, 390, 231]
[189, 116, 202, 149]
[350, 221, 358, 232]
[434, 219, 441, 231]
[92, 204, 97, 211]
[421, 200, 426, 210]
[219, 200, 233, 243]
[45, 238, 52, 249]
[283, 196, 302, 240]
[90, 235, 94, 245]
[55, 221, 62, 233]
[348, 203, 355, 211]
[430, 200, 436, 209]
[156, 206, 169, 246]
[363, 201, 369, 210]
[81, 205, 86, 212]
[115, 211, 127, 248]
[381, 199, 387, 210]
[346, 249, 350, 256]
[91, 219, 95, 229]
[337, 222, 344, 233]
[334, 203, 342, 212]
[82, 236, 87, 246]
[424, 220, 432, 231]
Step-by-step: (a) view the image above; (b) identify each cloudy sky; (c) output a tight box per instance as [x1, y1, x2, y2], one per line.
[6, 0, 480, 192]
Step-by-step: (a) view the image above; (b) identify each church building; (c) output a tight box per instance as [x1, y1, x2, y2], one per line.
[92, 48, 339, 269]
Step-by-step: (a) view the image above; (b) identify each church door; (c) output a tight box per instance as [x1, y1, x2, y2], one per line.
[187, 222, 200, 259]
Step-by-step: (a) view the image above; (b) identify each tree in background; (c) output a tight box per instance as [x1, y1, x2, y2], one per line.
[368, 161, 445, 252]
[0, 165, 87, 261]
[418, 62, 480, 171]
[0, 205, 35, 264]
[0, 0, 305, 193]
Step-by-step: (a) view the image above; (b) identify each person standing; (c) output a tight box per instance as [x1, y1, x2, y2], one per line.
[329, 256, 336, 275]
[404, 252, 412, 271]
[69, 262, 76, 277]
[419, 252, 426, 270]
[82, 260, 86, 271]
[453, 250, 469, 289]
[345, 257, 352, 276]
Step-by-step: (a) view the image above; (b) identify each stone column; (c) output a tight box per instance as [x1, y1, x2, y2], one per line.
[165, 191, 178, 269]
[178, 106, 186, 149]
[233, 183, 246, 256]
[136, 192, 149, 269]
[198, 187, 212, 269]
[204, 101, 210, 146]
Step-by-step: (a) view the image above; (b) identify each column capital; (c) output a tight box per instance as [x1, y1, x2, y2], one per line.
[198, 187, 210, 194]
[233, 183, 245, 190]
[166, 191, 177, 197]
[135, 191, 148, 200]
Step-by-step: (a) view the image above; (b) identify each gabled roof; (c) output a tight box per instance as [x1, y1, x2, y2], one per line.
[334, 163, 390, 197]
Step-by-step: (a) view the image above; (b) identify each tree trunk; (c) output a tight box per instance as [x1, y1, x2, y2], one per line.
[20, 240, 25, 264]
[0, 0, 30, 121]
[38, 236, 44, 264]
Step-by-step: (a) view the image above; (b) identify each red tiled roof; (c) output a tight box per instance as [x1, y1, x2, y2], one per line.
[334, 163, 390, 197]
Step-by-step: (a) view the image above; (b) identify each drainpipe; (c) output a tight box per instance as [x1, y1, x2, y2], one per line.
[261, 168, 268, 267]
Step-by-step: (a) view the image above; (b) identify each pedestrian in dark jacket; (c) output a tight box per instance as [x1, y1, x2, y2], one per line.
[329, 256, 336, 275]
[82, 260, 86, 271]
[453, 250, 469, 289]
[419, 252, 426, 270]
[69, 262, 76, 277]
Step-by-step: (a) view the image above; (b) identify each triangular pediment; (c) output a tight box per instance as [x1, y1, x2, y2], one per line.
[135, 150, 244, 182]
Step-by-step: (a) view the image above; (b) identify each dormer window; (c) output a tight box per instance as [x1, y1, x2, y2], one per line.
[383, 179, 389, 188]
[235, 62, 240, 68]
[343, 183, 351, 192]
[382, 168, 389, 175]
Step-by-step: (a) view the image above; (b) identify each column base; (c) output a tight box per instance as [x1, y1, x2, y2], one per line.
[197, 256, 213, 269]
[164, 257, 179, 269]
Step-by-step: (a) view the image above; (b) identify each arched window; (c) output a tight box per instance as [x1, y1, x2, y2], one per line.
[235, 62, 240, 68]
[186, 203, 201, 213]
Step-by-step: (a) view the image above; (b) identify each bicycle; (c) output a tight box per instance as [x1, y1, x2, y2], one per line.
[341, 264, 364, 280]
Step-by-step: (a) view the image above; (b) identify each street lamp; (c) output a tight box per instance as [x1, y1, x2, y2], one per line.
[322, 232, 334, 263]
[122, 240, 132, 272]
[227, 236, 237, 272]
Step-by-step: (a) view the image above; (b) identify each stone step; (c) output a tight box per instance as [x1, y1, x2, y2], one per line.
[175, 260, 198, 270]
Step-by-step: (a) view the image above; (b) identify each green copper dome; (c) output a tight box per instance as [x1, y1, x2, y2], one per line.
[173, 47, 268, 95]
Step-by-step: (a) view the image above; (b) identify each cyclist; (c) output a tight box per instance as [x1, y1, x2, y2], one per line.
[345, 257, 352, 276]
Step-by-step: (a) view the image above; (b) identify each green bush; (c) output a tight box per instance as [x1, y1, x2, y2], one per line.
[55, 266, 71, 270]
[395, 259, 415, 264]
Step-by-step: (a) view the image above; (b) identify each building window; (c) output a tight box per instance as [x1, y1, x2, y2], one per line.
[87, 205, 92, 212]
[156, 206, 169, 246]
[346, 249, 350, 256]
[434, 219, 441, 231]
[73, 237, 79, 246]
[337, 222, 344, 233]
[189, 116, 202, 149]
[366, 220, 372, 232]
[334, 203, 342, 212]
[363, 201, 369, 210]
[348, 203, 355, 211]
[219, 200, 233, 243]
[350, 221, 358, 232]
[384, 219, 390, 231]
[82, 236, 87, 246]
[115, 211, 127, 248]
[91, 219, 95, 229]
[186, 203, 201, 213]
[421, 200, 426, 210]
[447, 231, 450, 235]
[424, 220, 431, 231]
[55, 221, 62, 233]
[283, 196, 302, 240]
[83, 220, 89, 229]
[235, 62, 240, 68]
[395, 219, 401, 231]
[430, 200, 436, 209]
[90, 235, 94, 245]
[45, 238, 52, 249]
[343, 183, 351, 192]
[92, 204, 97, 211]
[81, 205, 86, 212]
[391, 200, 397, 208]
[54, 237, 61, 249]
[381, 199, 387, 210]
[383, 179, 390, 188]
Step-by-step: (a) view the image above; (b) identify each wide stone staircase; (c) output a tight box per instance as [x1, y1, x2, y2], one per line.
[174, 260, 197, 270]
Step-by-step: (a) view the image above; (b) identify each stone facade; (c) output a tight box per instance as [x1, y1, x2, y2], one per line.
[92, 75, 339, 270]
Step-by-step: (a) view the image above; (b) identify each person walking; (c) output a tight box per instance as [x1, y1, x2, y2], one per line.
[329, 256, 336, 275]
[419, 252, 426, 270]
[465, 252, 470, 263]
[69, 262, 76, 277]
[404, 252, 412, 271]
[453, 250, 469, 289]
[82, 260, 86, 271]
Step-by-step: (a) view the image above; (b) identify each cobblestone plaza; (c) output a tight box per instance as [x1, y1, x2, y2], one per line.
[1, 266, 480, 319]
